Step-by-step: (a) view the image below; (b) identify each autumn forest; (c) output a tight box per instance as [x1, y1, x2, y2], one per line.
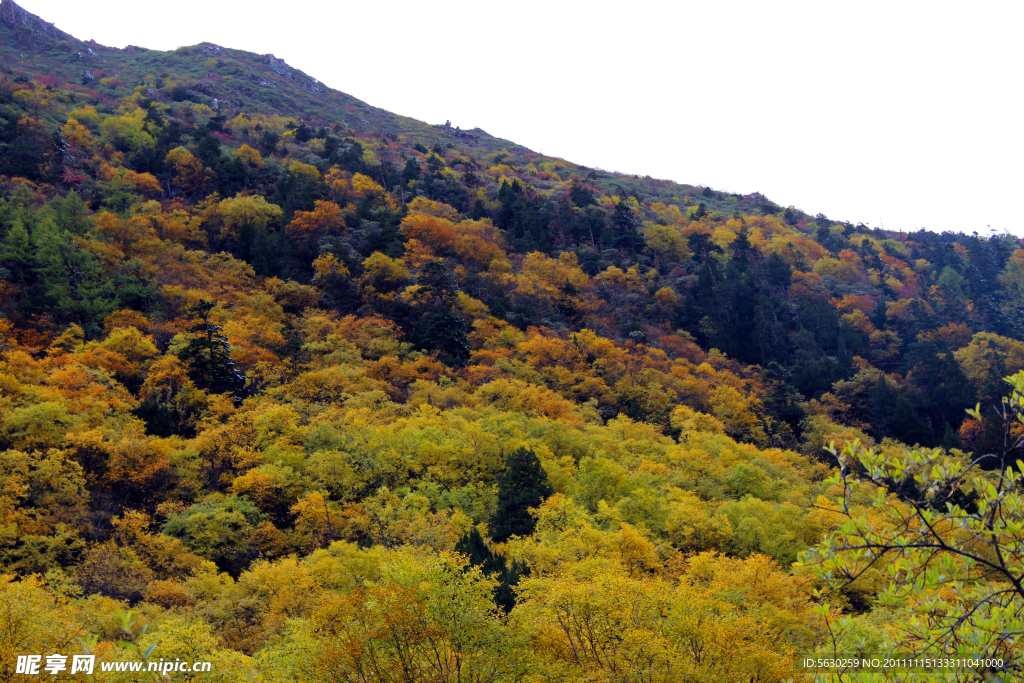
[0, 1, 1022, 681]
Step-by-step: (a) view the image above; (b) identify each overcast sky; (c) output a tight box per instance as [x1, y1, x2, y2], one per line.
[17, 0, 1024, 235]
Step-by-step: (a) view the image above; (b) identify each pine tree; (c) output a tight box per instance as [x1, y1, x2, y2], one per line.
[490, 446, 554, 543]
[939, 352, 975, 426]
[114, 258, 159, 311]
[177, 300, 246, 400]
[49, 191, 92, 235]
[494, 559, 528, 614]
[0, 220, 33, 289]
[610, 202, 644, 252]
[942, 422, 963, 451]
[412, 260, 471, 365]
[402, 158, 420, 183]
[568, 180, 596, 207]
[454, 527, 529, 613]
[455, 527, 496, 568]
[36, 225, 117, 336]
[761, 361, 806, 442]
[892, 398, 931, 447]
[869, 374, 898, 441]
[871, 297, 888, 330]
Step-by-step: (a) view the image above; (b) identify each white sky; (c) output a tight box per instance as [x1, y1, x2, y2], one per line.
[16, 0, 1024, 235]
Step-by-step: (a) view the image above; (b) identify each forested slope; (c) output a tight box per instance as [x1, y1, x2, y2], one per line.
[1, 1, 1023, 680]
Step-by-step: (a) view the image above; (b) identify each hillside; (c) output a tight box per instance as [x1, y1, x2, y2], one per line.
[1, 1, 1023, 680]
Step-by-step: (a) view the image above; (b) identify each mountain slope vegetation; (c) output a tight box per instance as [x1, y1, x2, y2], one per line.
[0, 1, 1022, 680]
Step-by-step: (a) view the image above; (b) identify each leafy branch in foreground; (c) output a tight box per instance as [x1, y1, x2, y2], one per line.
[798, 371, 1024, 681]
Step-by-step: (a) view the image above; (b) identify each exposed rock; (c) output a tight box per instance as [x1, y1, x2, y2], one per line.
[1, 0, 76, 46]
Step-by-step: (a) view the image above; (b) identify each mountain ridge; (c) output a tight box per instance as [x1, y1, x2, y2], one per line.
[0, 0, 530, 157]
[0, 0, 772, 216]
[0, 0, 1023, 676]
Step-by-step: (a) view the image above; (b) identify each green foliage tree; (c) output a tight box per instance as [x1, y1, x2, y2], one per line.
[455, 527, 529, 612]
[48, 191, 92, 235]
[36, 226, 117, 336]
[412, 260, 471, 365]
[114, 258, 160, 311]
[176, 300, 246, 400]
[799, 371, 1024, 677]
[162, 495, 271, 575]
[761, 361, 806, 445]
[0, 219, 33, 290]
[610, 201, 644, 252]
[490, 446, 554, 544]
[569, 179, 596, 207]
[401, 158, 420, 184]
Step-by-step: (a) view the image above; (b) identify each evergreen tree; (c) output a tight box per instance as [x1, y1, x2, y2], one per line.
[496, 179, 520, 228]
[764, 252, 793, 289]
[0, 220, 33, 290]
[36, 226, 117, 336]
[425, 154, 445, 175]
[114, 259, 159, 311]
[568, 180, 596, 207]
[454, 527, 529, 613]
[177, 300, 246, 400]
[761, 361, 806, 442]
[294, 123, 312, 143]
[402, 158, 420, 183]
[730, 227, 753, 272]
[891, 398, 931, 447]
[869, 375, 898, 441]
[49, 191, 92, 235]
[471, 198, 487, 220]
[871, 297, 888, 330]
[415, 311, 471, 365]
[938, 353, 975, 426]
[412, 260, 471, 365]
[494, 559, 528, 613]
[490, 446, 554, 543]
[610, 201, 644, 252]
[455, 527, 494, 568]
[942, 422, 963, 451]
[908, 349, 976, 443]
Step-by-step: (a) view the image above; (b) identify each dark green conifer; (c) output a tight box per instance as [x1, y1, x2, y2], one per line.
[0, 220, 33, 289]
[490, 446, 554, 543]
[871, 298, 888, 330]
[36, 226, 117, 336]
[177, 300, 246, 400]
[454, 527, 529, 613]
[610, 201, 643, 252]
[402, 158, 420, 183]
[455, 527, 494, 568]
[412, 260, 471, 365]
[494, 559, 528, 613]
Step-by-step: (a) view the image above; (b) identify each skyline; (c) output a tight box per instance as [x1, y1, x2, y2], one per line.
[11, 0, 1024, 235]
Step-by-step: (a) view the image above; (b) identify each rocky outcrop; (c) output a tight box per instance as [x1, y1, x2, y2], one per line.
[1, 0, 76, 46]
[441, 120, 479, 143]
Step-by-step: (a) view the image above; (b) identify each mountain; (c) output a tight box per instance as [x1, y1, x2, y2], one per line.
[0, 0, 473, 139]
[1, 0, 1023, 677]
[0, 0, 770, 215]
